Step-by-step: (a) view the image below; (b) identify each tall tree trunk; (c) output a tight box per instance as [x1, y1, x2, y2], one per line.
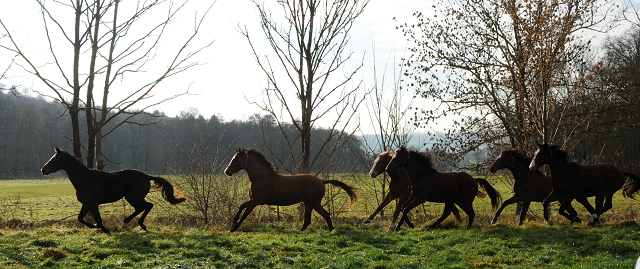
[71, 0, 83, 161]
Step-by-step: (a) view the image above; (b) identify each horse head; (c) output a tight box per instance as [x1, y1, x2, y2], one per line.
[42, 147, 70, 175]
[529, 143, 552, 171]
[224, 148, 249, 176]
[386, 147, 409, 173]
[369, 152, 393, 178]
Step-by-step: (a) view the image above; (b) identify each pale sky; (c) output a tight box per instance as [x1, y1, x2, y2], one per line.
[0, 0, 636, 134]
[0, 0, 433, 133]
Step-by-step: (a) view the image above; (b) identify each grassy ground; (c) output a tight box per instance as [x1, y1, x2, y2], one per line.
[1, 176, 640, 268]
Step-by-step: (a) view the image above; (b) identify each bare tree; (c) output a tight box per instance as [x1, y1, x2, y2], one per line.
[399, 0, 618, 166]
[0, 0, 214, 169]
[239, 0, 369, 174]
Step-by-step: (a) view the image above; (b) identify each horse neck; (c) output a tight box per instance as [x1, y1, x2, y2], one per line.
[244, 157, 279, 182]
[403, 159, 437, 182]
[62, 161, 91, 187]
[507, 159, 536, 182]
[388, 168, 408, 183]
[546, 155, 570, 178]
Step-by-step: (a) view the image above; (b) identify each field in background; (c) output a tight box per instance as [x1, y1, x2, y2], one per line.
[1, 176, 640, 268]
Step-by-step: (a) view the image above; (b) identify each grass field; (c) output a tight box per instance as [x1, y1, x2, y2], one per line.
[1, 176, 640, 268]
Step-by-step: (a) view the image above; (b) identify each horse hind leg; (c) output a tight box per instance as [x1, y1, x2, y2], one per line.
[123, 197, 154, 230]
[427, 202, 454, 230]
[313, 203, 334, 231]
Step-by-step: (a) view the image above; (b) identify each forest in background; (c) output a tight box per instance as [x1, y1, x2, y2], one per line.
[0, 90, 367, 178]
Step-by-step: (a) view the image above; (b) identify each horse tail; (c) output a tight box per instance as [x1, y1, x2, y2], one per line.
[324, 180, 358, 207]
[475, 178, 501, 209]
[151, 176, 187, 205]
[622, 172, 640, 199]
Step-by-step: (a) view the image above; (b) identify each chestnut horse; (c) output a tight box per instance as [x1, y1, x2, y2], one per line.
[366, 151, 462, 230]
[224, 148, 357, 232]
[530, 143, 640, 225]
[41, 147, 186, 234]
[386, 147, 501, 230]
[490, 149, 594, 225]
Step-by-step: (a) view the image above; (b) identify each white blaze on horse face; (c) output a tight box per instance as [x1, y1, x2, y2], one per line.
[529, 149, 540, 171]
[224, 152, 240, 176]
[369, 156, 380, 178]
[41, 153, 58, 175]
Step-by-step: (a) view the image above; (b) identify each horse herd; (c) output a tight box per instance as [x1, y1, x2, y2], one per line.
[41, 144, 640, 234]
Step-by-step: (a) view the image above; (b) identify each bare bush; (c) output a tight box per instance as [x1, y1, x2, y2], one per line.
[169, 136, 245, 225]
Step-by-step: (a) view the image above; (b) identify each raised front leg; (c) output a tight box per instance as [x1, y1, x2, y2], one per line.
[77, 204, 96, 229]
[230, 199, 261, 232]
[491, 195, 520, 225]
[363, 191, 397, 224]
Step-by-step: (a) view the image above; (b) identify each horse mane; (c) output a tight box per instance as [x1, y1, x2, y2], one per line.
[57, 148, 88, 168]
[245, 149, 277, 172]
[548, 144, 570, 161]
[505, 149, 532, 164]
[407, 149, 435, 169]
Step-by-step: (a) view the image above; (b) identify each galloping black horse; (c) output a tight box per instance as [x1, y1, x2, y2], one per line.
[530, 143, 640, 225]
[489, 149, 594, 225]
[41, 147, 186, 234]
[387, 147, 501, 230]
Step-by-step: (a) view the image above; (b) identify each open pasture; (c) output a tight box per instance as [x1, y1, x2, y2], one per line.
[0, 176, 640, 268]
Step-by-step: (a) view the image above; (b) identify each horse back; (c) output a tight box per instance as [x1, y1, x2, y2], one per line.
[416, 171, 477, 203]
[78, 169, 151, 204]
[554, 163, 625, 197]
[251, 174, 325, 206]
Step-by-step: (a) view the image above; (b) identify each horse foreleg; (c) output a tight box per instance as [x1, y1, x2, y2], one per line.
[88, 205, 110, 234]
[301, 203, 315, 231]
[518, 199, 532, 226]
[394, 197, 422, 231]
[491, 195, 519, 225]
[313, 204, 334, 231]
[363, 191, 397, 224]
[451, 205, 462, 223]
[542, 193, 555, 225]
[427, 203, 454, 230]
[589, 195, 609, 226]
[230, 200, 261, 232]
[77, 204, 96, 229]
[557, 196, 577, 224]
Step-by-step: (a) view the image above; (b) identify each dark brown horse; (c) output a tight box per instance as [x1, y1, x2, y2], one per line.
[386, 147, 501, 230]
[41, 147, 186, 234]
[224, 148, 357, 232]
[366, 151, 462, 230]
[530, 143, 640, 225]
[490, 149, 594, 225]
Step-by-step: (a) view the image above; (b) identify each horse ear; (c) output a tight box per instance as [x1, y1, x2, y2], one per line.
[54, 147, 61, 153]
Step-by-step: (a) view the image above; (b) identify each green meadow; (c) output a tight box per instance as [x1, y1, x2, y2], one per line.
[0, 177, 640, 268]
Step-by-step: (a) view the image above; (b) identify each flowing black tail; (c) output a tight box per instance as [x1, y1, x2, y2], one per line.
[324, 180, 358, 206]
[151, 176, 187, 205]
[476, 178, 502, 209]
[622, 172, 640, 198]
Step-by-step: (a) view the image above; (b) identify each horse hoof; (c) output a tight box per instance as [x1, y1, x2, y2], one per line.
[587, 214, 599, 226]
[393, 226, 402, 232]
[570, 217, 582, 224]
[491, 219, 497, 225]
[362, 219, 371, 224]
[407, 222, 415, 229]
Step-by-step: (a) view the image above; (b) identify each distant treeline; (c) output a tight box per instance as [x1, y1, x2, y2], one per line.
[0, 91, 366, 178]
